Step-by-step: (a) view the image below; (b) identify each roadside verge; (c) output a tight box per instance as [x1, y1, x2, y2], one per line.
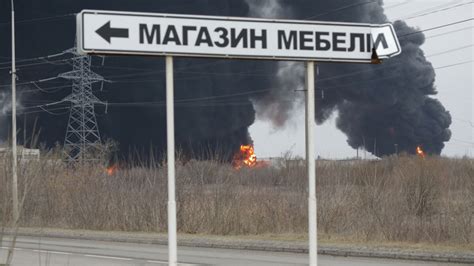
[4, 228, 474, 264]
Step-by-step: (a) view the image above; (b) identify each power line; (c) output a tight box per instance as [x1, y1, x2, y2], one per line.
[445, 142, 474, 150]
[402, 1, 474, 20]
[92, 60, 228, 73]
[399, 18, 474, 38]
[392, 0, 469, 20]
[17, 100, 68, 111]
[321, 74, 399, 90]
[384, 0, 413, 10]
[0, 57, 71, 70]
[0, 50, 69, 65]
[16, 106, 70, 116]
[426, 44, 474, 57]
[319, 60, 473, 90]
[304, 0, 469, 22]
[453, 118, 474, 128]
[39, 105, 70, 116]
[425, 26, 474, 39]
[435, 60, 473, 70]
[2, 61, 233, 94]
[106, 89, 272, 107]
[305, 1, 377, 20]
[102, 60, 243, 80]
[0, 76, 61, 88]
[453, 117, 474, 125]
[98, 64, 271, 79]
[0, 13, 74, 26]
[452, 138, 474, 145]
[108, 70, 270, 81]
[29, 82, 71, 94]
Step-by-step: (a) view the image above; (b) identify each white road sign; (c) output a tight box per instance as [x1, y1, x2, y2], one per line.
[77, 10, 402, 63]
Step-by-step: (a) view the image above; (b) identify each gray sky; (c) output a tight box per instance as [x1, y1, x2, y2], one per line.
[250, 0, 474, 159]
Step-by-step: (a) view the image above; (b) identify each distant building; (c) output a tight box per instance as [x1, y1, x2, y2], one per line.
[261, 156, 381, 169]
[0, 146, 40, 161]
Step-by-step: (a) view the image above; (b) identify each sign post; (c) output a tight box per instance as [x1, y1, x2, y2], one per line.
[76, 10, 402, 266]
[306, 61, 317, 265]
[166, 56, 177, 266]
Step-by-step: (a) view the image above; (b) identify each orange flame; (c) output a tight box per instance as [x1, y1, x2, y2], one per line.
[416, 146, 425, 158]
[106, 164, 119, 176]
[233, 145, 258, 169]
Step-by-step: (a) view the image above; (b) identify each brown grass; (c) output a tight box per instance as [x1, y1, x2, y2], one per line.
[0, 153, 473, 246]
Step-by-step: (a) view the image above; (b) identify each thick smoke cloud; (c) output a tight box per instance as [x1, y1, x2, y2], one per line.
[0, 0, 451, 158]
[274, 0, 452, 156]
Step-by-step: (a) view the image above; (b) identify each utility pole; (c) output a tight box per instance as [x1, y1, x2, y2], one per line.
[10, 0, 19, 224]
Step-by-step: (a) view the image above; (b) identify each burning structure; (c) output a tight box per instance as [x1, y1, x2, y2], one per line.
[416, 146, 426, 158]
[0, 0, 451, 160]
[232, 145, 257, 169]
[106, 164, 119, 176]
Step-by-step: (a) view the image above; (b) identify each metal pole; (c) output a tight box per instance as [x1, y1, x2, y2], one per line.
[10, 0, 19, 225]
[305, 61, 317, 266]
[166, 56, 178, 266]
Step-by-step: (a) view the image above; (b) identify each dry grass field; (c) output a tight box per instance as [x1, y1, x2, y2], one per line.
[1, 153, 473, 247]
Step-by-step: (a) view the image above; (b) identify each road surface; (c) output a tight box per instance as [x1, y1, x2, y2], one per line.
[0, 236, 462, 265]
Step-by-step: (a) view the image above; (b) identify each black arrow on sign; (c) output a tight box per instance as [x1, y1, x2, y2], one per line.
[95, 21, 129, 43]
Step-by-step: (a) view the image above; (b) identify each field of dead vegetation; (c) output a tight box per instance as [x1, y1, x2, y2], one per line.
[1, 154, 473, 246]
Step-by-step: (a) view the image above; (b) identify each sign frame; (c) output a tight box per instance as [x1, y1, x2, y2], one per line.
[77, 10, 401, 63]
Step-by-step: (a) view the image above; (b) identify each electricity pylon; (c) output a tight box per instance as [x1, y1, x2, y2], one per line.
[60, 48, 106, 162]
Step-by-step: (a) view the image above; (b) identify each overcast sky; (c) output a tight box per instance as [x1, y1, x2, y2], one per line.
[250, 0, 474, 159]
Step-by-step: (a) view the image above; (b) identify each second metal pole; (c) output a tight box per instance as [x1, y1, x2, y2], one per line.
[166, 56, 178, 266]
[305, 61, 317, 266]
[11, 0, 19, 225]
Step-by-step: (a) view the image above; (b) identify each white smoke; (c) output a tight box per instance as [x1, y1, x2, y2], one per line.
[0, 88, 23, 143]
[0, 91, 11, 143]
[246, 0, 305, 128]
[246, 0, 286, 18]
[1, 91, 13, 115]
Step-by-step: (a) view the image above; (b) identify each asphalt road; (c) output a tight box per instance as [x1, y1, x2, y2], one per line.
[0, 236, 463, 266]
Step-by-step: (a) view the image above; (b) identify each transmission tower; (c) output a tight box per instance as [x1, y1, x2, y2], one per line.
[60, 48, 106, 162]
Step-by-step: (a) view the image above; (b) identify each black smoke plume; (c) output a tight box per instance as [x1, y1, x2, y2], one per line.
[276, 0, 452, 156]
[0, 0, 451, 159]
